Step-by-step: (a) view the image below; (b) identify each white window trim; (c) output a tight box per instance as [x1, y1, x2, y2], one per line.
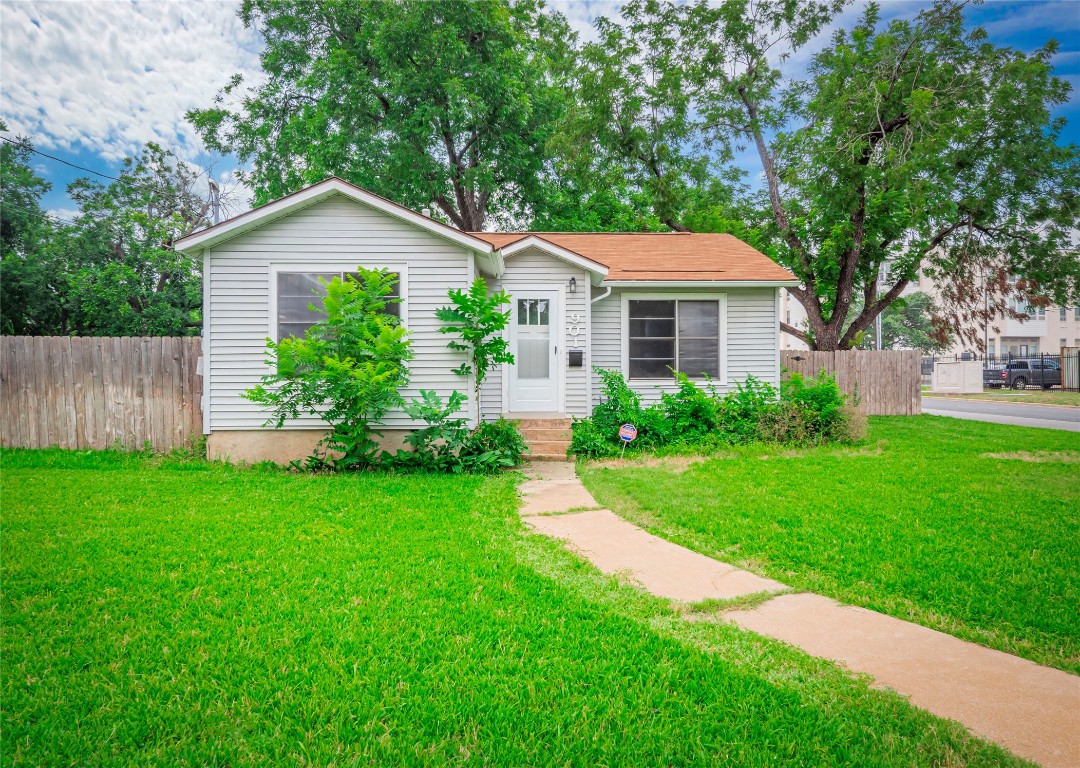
[620, 292, 728, 385]
[268, 261, 410, 347]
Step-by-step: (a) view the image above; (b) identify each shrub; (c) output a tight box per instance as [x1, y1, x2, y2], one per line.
[717, 376, 778, 444]
[570, 367, 865, 458]
[244, 269, 410, 469]
[460, 417, 529, 470]
[661, 373, 720, 443]
[386, 392, 527, 474]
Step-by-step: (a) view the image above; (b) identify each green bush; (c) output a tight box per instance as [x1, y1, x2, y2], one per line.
[244, 268, 410, 469]
[571, 367, 863, 458]
[385, 391, 527, 474]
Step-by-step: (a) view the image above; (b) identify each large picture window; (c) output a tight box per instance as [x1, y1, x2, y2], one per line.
[628, 298, 720, 379]
[276, 270, 401, 341]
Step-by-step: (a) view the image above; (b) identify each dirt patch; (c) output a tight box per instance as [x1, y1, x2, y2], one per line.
[591, 455, 708, 473]
[980, 451, 1080, 463]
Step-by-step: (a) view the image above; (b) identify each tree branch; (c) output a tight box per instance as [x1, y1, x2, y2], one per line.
[780, 321, 809, 344]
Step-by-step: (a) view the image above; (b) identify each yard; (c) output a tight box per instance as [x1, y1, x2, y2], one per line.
[1, 448, 1024, 766]
[580, 416, 1080, 673]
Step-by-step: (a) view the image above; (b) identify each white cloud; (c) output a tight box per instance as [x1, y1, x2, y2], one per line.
[0, 0, 263, 163]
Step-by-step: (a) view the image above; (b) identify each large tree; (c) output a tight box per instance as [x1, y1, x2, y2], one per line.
[548, 0, 723, 232]
[189, 0, 569, 231]
[690, 0, 1079, 350]
[61, 144, 211, 336]
[0, 127, 67, 335]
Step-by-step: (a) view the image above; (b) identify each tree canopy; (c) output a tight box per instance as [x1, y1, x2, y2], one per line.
[189, 0, 569, 231]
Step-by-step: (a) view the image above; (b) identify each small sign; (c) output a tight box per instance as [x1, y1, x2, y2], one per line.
[618, 424, 638, 443]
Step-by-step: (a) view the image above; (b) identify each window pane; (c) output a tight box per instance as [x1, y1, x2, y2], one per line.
[629, 300, 675, 319]
[680, 338, 719, 361]
[630, 318, 675, 337]
[538, 299, 550, 325]
[629, 357, 675, 378]
[279, 272, 335, 298]
[518, 299, 529, 325]
[678, 301, 719, 337]
[278, 322, 315, 341]
[630, 338, 676, 360]
[518, 338, 550, 378]
[679, 358, 720, 378]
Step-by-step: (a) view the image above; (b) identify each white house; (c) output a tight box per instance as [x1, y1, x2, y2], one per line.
[175, 178, 798, 462]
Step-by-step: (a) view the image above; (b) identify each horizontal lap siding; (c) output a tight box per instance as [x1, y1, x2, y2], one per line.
[480, 249, 589, 418]
[207, 195, 471, 431]
[590, 287, 778, 406]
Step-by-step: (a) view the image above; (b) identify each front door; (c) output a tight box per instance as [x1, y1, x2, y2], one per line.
[508, 291, 560, 413]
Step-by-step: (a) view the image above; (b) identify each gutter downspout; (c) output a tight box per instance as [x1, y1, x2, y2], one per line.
[590, 286, 612, 304]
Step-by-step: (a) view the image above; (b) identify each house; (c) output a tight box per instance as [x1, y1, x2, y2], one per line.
[175, 177, 798, 463]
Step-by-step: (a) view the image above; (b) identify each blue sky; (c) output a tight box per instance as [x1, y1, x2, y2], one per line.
[1, 0, 1076, 218]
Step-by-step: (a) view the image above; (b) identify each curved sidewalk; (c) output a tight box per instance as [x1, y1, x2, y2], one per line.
[519, 462, 1080, 768]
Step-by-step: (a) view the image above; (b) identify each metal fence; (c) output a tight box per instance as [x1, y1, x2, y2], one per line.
[920, 349, 1080, 392]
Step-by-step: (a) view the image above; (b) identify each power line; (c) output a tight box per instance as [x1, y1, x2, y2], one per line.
[0, 133, 210, 198]
[0, 199, 79, 227]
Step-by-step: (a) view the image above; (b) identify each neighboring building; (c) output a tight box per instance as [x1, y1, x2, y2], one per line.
[780, 271, 1080, 355]
[175, 177, 798, 463]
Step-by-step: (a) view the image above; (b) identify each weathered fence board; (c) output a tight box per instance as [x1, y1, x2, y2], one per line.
[781, 349, 921, 416]
[0, 336, 203, 451]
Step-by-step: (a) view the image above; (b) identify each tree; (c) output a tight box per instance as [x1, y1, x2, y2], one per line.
[60, 143, 212, 336]
[189, 0, 570, 231]
[549, 0, 726, 232]
[0, 126, 67, 335]
[245, 269, 411, 469]
[689, 0, 1079, 350]
[851, 291, 952, 353]
[435, 279, 514, 419]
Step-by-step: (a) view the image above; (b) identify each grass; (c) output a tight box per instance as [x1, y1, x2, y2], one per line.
[1, 448, 1027, 766]
[926, 390, 1080, 406]
[579, 416, 1080, 674]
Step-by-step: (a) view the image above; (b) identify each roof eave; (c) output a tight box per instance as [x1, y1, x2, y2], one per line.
[602, 279, 801, 288]
[499, 236, 609, 285]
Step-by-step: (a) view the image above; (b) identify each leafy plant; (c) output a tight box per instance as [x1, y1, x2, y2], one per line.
[661, 372, 720, 443]
[244, 268, 410, 470]
[387, 392, 526, 474]
[436, 279, 514, 418]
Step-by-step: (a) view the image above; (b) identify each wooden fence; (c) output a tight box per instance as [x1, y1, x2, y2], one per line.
[781, 349, 921, 416]
[1, 336, 203, 452]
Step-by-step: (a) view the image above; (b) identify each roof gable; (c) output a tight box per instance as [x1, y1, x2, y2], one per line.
[174, 177, 493, 256]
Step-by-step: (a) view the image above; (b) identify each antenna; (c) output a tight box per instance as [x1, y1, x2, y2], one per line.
[207, 180, 221, 225]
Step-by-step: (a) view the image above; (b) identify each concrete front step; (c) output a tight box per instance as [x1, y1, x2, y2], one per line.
[517, 417, 573, 430]
[520, 427, 572, 441]
[526, 440, 571, 462]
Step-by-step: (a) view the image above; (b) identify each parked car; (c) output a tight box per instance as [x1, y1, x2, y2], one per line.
[983, 359, 1063, 389]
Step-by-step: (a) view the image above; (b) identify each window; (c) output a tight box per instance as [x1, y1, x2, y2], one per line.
[1060, 307, 1067, 321]
[1037, 307, 1046, 320]
[627, 298, 720, 379]
[1061, 338, 1068, 350]
[275, 269, 401, 342]
[1075, 307, 1079, 321]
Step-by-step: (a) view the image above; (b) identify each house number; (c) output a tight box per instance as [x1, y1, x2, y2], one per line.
[568, 313, 583, 348]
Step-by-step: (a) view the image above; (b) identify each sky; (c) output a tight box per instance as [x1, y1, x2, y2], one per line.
[1, 0, 1077, 220]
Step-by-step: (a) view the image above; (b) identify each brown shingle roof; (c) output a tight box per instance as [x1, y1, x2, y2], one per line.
[468, 232, 796, 283]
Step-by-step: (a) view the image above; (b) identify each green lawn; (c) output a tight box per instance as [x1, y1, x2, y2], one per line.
[1, 448, 1024, 766]
[580, 416, 1080, 673]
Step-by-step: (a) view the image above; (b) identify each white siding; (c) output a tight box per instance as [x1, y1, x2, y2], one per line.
[590, 287, 779, 406]
[480, 248, 590, 418]
[206, 194, 473, 431]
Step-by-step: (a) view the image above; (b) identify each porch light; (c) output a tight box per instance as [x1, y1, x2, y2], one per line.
[568, 276, 577, 294]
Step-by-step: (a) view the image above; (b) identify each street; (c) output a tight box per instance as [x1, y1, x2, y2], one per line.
[922, 396, 1080, 432]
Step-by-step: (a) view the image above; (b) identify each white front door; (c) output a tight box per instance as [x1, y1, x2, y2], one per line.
[508, 290, 560, 413]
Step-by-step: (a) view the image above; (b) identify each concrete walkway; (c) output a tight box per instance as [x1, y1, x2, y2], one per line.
[518, 463, 1080, 768]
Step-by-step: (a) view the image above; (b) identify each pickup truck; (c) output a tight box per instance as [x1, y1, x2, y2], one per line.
[983, 359, 1063, 389]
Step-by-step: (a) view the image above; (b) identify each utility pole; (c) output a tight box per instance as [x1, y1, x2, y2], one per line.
[207, 180, 221, 225]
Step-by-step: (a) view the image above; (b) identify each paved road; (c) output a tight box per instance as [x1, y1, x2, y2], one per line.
[923, 396, 1080, 432]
